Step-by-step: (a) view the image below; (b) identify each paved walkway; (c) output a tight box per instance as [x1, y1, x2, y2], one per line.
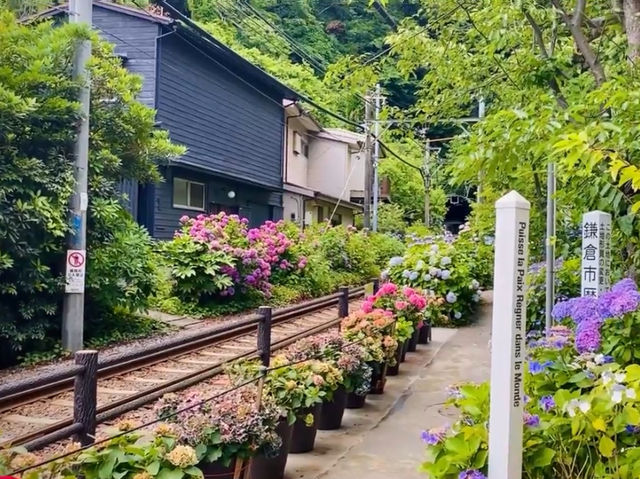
[286, 292, 492, 479]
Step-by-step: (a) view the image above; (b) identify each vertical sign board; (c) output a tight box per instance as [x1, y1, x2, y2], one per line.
[65, 249, 86, 294]
[488, 191, 530, 479]
[581, 211, 612, 297]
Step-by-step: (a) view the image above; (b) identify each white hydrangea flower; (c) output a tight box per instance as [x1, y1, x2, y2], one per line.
[422, 273, 432, 281]
[389, 256, 404, 267]
[454, 311, 462, 319]
[440, 270, 451, 280]
[416, 259, 425, 270]
[440, 256, 452, 266]
[471, 279, 480, 290]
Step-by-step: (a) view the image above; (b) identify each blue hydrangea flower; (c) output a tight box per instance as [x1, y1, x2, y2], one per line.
[409, 271, 419, 281]
[389, 256, 404, 267]
[454, 311, 462, 319]
[440, 256, 452, 266]
[422, 273, 432, 281]
[440, 269, 451, 280]
[402, 269, 411, 278]
[446, 292, 457, 303]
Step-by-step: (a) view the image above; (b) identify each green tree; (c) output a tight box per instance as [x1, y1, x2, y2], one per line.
[374, 0, 640, 272]
[0, 13, 182, 363]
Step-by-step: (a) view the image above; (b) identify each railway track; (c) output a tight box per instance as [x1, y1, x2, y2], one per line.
[0, 288, 365, 450]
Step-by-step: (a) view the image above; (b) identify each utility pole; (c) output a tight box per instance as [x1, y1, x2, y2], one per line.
[62, 0, 92, 353]
[372, 83, 382, 232]
[423, 139, 431, 227]
[545, 162, 556, 334]
[363, 93, 373, 230]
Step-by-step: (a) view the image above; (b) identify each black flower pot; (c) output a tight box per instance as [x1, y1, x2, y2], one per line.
[387, 341, 404, 376]
[346, 391, 366, 409]
[200, 458, 247, 479]
[407, 327, 419, 352]
[368, 361, 387, 394]
[290, 403, 321, 453]
[418, 323, 430, 344]
[318, 386, 347, 430]
[249, 418, 293, 479]
[400, 340, 409, 362]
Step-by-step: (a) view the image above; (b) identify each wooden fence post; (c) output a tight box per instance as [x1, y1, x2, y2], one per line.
[338, 286, 350, 319]
[372, 278, 380, 294]
[73, 350, 98, 446]
[257, 306, 272, 368]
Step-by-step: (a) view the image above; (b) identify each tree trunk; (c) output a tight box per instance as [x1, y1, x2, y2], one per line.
[624, 0, 640, 61]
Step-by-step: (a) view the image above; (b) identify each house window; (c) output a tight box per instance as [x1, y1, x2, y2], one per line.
[301, 138, 309, 157]
[316, 206, 324, 222]
[173, 178, 205, 210]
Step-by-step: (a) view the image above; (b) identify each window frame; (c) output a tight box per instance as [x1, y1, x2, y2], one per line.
[173, 177, 206, 211]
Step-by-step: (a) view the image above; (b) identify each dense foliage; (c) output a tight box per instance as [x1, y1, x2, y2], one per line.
[0, 14, 182, 365]
[420, 279, 640, 478]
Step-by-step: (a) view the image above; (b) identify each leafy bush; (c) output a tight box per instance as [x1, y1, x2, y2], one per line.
[0, 14, 182, 365]
[367, 232, 405, 266]
[377, 203, 407, 235]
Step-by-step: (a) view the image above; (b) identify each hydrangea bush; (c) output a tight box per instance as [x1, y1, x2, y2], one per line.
[386, 238, 481, 326]
[340, 309, 398, 365]
[420, 279, 640, 479]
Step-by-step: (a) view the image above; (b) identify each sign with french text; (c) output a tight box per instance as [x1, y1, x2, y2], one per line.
[488, 191, 530, 479]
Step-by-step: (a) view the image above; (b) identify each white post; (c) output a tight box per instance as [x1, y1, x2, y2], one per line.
[581, 211, 612, 297]
[488, 191, 530, 479]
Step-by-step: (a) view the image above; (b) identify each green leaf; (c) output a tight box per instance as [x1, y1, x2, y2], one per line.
[598, 436, 616, 458]
[531, 447, 555, 467]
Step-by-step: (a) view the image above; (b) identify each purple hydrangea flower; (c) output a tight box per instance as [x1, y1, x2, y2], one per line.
[528, 360, 553, 374]
[421, 426, 448, 445]
[626, 425, 640, 434]
[598, 287, 640, 319]
[458, 470, 486, 479]
[539, 395, 555, 411]
[612, 278, 638, 293]
[575, 320, 601, 354]
[551, 300, 573, 320]
[569, 296, 600, 323]
[524, 412, 540, 427]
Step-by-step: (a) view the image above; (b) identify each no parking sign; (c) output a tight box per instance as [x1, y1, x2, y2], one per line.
[65, 249, 86, 293]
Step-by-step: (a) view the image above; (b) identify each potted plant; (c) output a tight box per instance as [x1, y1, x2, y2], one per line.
[388, 317, 413, 376]
[284, 332, 371, 427]
[341, 309, 397, 394]
[154, 388, 281, 479]
[362, 283, 429, 353]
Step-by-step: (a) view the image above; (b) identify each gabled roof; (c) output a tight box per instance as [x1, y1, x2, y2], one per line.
[29, 0, 301, 102]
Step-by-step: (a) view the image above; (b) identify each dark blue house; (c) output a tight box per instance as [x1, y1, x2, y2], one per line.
[41, 1, 299, 238]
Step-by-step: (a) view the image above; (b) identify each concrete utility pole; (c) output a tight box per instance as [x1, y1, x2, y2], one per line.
[423, 139, 431, 227]
[363, 93, 373, 229]
[372, 83, 382, 232]
[62, 0, 92, 353]
[545, 162, 556, 334]
[476, 97, 486, 204]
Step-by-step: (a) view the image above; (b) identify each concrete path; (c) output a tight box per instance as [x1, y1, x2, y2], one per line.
[286, 292, 492, 479]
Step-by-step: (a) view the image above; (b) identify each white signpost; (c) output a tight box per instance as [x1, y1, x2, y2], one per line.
[488, 191, 530, 479]
[581, 210, 611, 297]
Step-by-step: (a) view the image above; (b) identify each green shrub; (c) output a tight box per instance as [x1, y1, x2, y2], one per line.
[86, 200, 159, 316]
[368, 231, 405, 266]
[377, 203, 407, 235]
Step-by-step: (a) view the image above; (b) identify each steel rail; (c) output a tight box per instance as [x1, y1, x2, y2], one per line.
[2, 287, 365, 449]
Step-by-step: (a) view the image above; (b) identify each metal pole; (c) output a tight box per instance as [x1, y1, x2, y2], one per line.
[545, 162, 556, 334]
[477, 97, 485, 204]
[363, 94, 373, 229]
[372, 84, 381, 232]
[62, 0, 92, 353]
[424, 139, 431, 227]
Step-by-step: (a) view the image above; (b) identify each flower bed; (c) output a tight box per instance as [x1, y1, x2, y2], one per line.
[155, 217, 405, 316]
[420, 279, 640, 478]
